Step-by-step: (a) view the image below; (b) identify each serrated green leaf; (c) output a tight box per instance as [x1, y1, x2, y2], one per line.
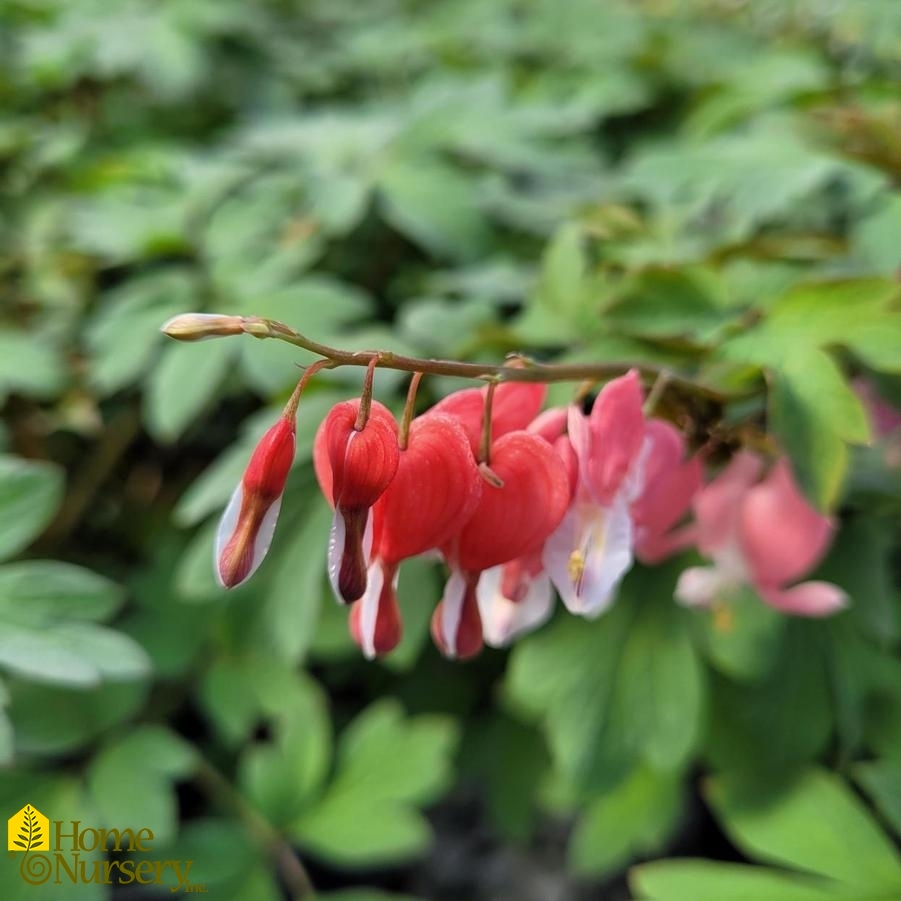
[291, 700, 458, 866]
[88, 726, 196, 845]
[506, 564, 704, 791]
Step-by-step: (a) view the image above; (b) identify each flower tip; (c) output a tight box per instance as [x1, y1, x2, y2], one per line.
[161, 313, 244, 342]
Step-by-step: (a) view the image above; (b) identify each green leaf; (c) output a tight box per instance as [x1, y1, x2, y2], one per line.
[505, 564, 705, 791]
[378, 158, 491, 259]
[817, 515, 899, 643]
[153, 819, 263, 892]
[0, 561, 123, 625]
[291, 699, 459, 866]
[691, 585, 786, 681]
[719, 279, 900, 368]
[769, 348, 869, 510]
[0, 328, 66, 402]
[463, 714, 550, 844]
[238, 668, 331, 826]
[705, 624, 832, 774]
[0, 560, 148, 688]
[632, 860, 847, 901]
[569, 765, 681, 877]
[88, 726, 196, 845]
[516, 223, 590, 343]
[0, 456, 64, 562]
[259, 497, 331, 665]
[236, 279, 372, 394]
[707, 769, 901, 890]
[603, 267, 727, 342]
[855, 761, 901, 839]
[8, 680, 148, 755]
[144, 338, 235, 443]
[199, 659, 261, 747]
[85, 268, 196, 395]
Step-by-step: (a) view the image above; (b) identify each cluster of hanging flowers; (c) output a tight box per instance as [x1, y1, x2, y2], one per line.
[209, 351, 849, 661]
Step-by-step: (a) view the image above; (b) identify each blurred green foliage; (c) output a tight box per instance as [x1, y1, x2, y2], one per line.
[1, 0, 900, 898]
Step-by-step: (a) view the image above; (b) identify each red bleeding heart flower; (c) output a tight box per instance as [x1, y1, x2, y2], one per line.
[433, 430, 571, 659]
[216, 414, 296, 588]
[313, 399, 400, 603]
[350, 413, 483, 658]
[429, 382, 547, 454]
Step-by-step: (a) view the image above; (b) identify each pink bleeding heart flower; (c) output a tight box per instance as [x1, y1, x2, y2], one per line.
[477, 410, 577, 647]
[349, 413, 483, 659]
[676, 454, 847, 616]
[435, 430, 570, 659]
[429, 381, 547, 455]
[216, 414, 296, 589]
[313, 399, 400, 603]
[631, 419, 703, 564]
[477, 548, 554, 647]
[543, 369, 647, 618]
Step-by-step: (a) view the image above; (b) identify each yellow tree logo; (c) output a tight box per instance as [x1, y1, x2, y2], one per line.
[8, 805, 49, 852]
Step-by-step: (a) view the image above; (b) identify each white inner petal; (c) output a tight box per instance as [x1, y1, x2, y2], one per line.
[357, 561, 384, 660]
[440, 569, 468, 659]
[544, 498, 634, 618]
[327, 508, 346, 603]
[251, 495, 282, 578]
[478, 565, 553, 648]
[214, 483, 244, 587]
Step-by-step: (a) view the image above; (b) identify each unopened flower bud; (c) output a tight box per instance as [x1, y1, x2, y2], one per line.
[215, 415, 295, 588]
[161, 313, 245, 342]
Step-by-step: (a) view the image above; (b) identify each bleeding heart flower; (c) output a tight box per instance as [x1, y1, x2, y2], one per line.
[544, 369, 648, 618]
[476, 410, 577, 647]
[216, 414, 295, 588]
[676, 454, 847, 616]
[350, 413, 483, 658]
[434, 430, 570, 659]
[429, 382, 547, 454]
[631, 419, 702, 563]
[477, 549, 553, 647]
[313, 399, 399, 603]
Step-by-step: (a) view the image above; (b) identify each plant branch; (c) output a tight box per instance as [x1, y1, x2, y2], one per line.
[193, 757, 316, 900]
[162, 314, 729, 402]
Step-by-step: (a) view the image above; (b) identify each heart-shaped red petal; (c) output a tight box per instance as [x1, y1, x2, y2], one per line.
[430, 383, 546, 454]
[314, 399, 399, 510]
[447, 431, 570, 573]
[374, 414, 482, 565]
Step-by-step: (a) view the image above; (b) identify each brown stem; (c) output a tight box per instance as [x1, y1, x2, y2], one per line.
[230, 316, 729, 401]
[193, 757, 316, 899]
[479, 380, 498, 465]
[284, 359, 335, 420]
[354, 355, 379, 430]
[399, 372, 424, 451]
